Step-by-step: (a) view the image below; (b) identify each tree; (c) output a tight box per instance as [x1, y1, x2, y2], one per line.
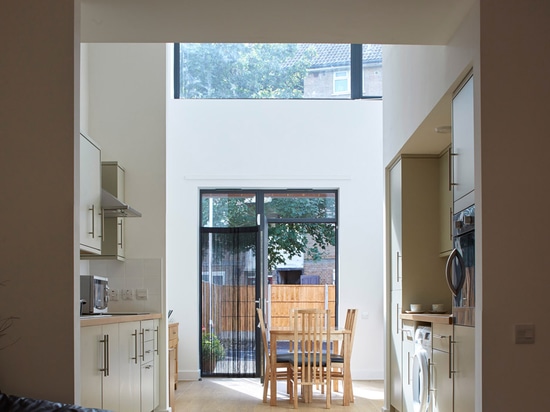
[201, 195, 335, 271]
[179, 43, 315, 99]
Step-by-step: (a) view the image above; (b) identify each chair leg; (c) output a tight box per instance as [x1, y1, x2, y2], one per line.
[263, 371, 269, 403]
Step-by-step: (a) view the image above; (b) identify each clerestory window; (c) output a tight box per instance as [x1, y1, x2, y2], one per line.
[173, 43, 382, 100]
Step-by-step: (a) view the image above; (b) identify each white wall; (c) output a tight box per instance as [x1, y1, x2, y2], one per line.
[166, 95, 384, 380]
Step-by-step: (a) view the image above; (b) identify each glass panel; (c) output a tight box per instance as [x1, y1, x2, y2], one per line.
[267, 223, 336, 285]
[264, 192, 336, 219]
[362, 44, 383, 97]
[201, 193, 257, 227]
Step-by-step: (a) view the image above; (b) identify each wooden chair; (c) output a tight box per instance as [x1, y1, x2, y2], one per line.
[330, 308, 358, 404]
[289, 308, 332, 409]
[256, 308, 292, 403]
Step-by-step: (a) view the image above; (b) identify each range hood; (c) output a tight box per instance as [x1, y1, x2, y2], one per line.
[101, 189, 142, 218]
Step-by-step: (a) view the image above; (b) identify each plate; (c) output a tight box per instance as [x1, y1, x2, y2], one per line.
[405, 310, 425, 314]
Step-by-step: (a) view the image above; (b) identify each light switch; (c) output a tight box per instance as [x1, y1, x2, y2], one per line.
[515, 324, 535, 344]
[136, 288, 148, 300]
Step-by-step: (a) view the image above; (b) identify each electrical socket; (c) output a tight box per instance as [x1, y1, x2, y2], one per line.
[122, 289, 134, 300]
[108, 289, 119, 301]
[136, 289, 148, 300]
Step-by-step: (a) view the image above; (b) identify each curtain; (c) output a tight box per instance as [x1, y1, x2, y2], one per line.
[200, 226, 258, 377]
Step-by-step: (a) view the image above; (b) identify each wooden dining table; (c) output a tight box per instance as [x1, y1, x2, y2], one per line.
[269, 327, 352, 406]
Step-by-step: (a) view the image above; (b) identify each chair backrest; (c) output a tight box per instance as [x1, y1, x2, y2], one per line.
[341, 309, 358, 357]
[292, 308, 331, 386]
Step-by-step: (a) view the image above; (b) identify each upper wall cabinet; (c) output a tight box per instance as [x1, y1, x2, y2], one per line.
[452, 75, 475, 210]
[439, 147, 453, 256]
[80, 133, 102, 255]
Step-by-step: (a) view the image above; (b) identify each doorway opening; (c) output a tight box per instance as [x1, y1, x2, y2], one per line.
[199, 190, 338, 377]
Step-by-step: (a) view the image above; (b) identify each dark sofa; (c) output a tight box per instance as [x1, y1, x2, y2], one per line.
[0, 392, 111, 412]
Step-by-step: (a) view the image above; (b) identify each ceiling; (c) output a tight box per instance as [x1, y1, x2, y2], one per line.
[81, 0, 476, 45]
[81, 0, 473, 155]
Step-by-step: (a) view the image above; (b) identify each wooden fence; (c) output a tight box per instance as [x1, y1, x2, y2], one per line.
[202, 282, 335, 334]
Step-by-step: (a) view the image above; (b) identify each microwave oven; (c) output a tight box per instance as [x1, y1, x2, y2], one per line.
[80, 275, 109, 314]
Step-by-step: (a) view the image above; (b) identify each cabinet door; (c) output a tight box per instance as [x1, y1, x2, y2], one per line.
[390, 290, 403, 411]
[141, 361, 155, 412]
[439, 148, 453, 256]
[453, 326, 475, 412]
[153, 320, 160, 409]
[402, 327, 415, 412]
[452, 76, 475, 205]
[102, 323, 120, 412]
[101, 162, 125, 260]
[80, 134, 102, 254]
[119, 321, 141, 412]
[432, 324, 453, 412]
[81, 326, 103, 408]
[389, 160, 403, 290]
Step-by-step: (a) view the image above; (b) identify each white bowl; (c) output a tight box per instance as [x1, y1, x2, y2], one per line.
[410, 303, 423, 312]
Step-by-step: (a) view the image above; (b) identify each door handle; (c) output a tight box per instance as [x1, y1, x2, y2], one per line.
[445, 248, 465, 297]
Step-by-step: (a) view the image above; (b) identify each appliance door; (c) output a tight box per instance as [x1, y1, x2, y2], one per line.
[412, 348, 429, 412]
[445, 230, 475, 326]
[93, 278, 109, 312]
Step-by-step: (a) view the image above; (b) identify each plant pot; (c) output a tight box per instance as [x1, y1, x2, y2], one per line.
[202, 358, 218, 374]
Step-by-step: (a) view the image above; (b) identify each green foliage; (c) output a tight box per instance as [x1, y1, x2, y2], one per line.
[201, 332, 226, 361]
[179, 43, 315, 99]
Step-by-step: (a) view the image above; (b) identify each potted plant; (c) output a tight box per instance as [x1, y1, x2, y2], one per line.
[201, 331, 225, 374]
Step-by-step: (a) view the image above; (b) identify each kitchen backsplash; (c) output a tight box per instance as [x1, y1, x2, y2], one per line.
[81, 258, 162, 313]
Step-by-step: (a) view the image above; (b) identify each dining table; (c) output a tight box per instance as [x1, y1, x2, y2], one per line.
[268, 326, 352, 406]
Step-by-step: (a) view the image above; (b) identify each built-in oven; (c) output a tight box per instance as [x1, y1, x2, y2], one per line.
[80, 275, 109, 314]
[445, 204, 475, 326]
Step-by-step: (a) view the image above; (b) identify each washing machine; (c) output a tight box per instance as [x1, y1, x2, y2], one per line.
[412, 326, 432, 412]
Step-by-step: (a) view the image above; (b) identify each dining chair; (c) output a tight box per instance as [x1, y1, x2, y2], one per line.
[256, 308, 292, 403]
[330, 308, 358, 404]
[289, 308, 332, 409]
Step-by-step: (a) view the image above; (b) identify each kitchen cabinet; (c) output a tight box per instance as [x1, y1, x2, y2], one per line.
[118, 321, 141, 411]
[101, 161, 126, 260]
[432, 323, 453, 412]
[80, 324, 120, 410]
[388, 156, 450, 411]
[390, 290, 403, 411]
[141, 319, 159, 412]
[80, 133, 102, 255]
[169, 322, 179, 411]
[453, 325, 475, 412]
[452, 75, 475, 211]
[81, 316, 160, 412]
[401, 321, 415, 412]
[439, 147, 453, 257]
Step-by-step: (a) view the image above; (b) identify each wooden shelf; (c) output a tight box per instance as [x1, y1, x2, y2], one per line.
[400, 313, 453, 324]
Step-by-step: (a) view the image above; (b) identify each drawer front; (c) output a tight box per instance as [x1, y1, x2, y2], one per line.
[142, 320, 155, 341]
[142, 339, 155, 363]
[169, 324, 178, 340]
[433, 324, 453, 352]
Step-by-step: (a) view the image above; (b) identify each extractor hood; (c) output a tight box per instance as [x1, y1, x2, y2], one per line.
[101, 189, 142, 218]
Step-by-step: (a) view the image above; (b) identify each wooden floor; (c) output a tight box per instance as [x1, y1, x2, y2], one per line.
[174, 378, 384, 411]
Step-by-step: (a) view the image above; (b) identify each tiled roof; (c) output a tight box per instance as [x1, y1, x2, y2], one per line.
[296, 43, 382, 69]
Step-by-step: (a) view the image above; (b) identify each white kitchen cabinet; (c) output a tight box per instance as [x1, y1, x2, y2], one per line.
[80, 324, 120, 411]
[141, 319, 158, 412]
[388, 156, 450, 411]
[118, 321, 141, 412]
[452, 75, 475, 210]
[101, 161, 125, 260]
[401, 321, 415, 412]
[390, 290, 403, 411]
[439, 148, 453, 257]
[432, 323, 453, 412]
[80, 133, 102, 255]
[453, 325, 475, 412]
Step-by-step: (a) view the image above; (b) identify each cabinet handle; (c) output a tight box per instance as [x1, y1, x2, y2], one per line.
[100, 334, 109, 377]
[132, 330, 138, 364]
[140, 329, 145, 361]
[407, 352, 412, 385]
[118, 220, 123, 248]
[155, 326, 159, 354]
[449, 208, 453, 241]
[100, 209, 104, 240]
[448, 147, 458, 190]
[88, 205, 95, 238]
[449, 338, 456, 379]
[396, 252, 402, 282]
[396, 303, 401, 335]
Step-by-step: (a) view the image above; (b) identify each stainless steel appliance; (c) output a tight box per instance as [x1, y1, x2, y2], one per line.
[80, 275, 109, 314]
[445, 204, 475, 326]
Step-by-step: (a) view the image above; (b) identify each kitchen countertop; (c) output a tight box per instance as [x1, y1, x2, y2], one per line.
[400, 312, 453, 324]
[80, 312, 162, 326]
